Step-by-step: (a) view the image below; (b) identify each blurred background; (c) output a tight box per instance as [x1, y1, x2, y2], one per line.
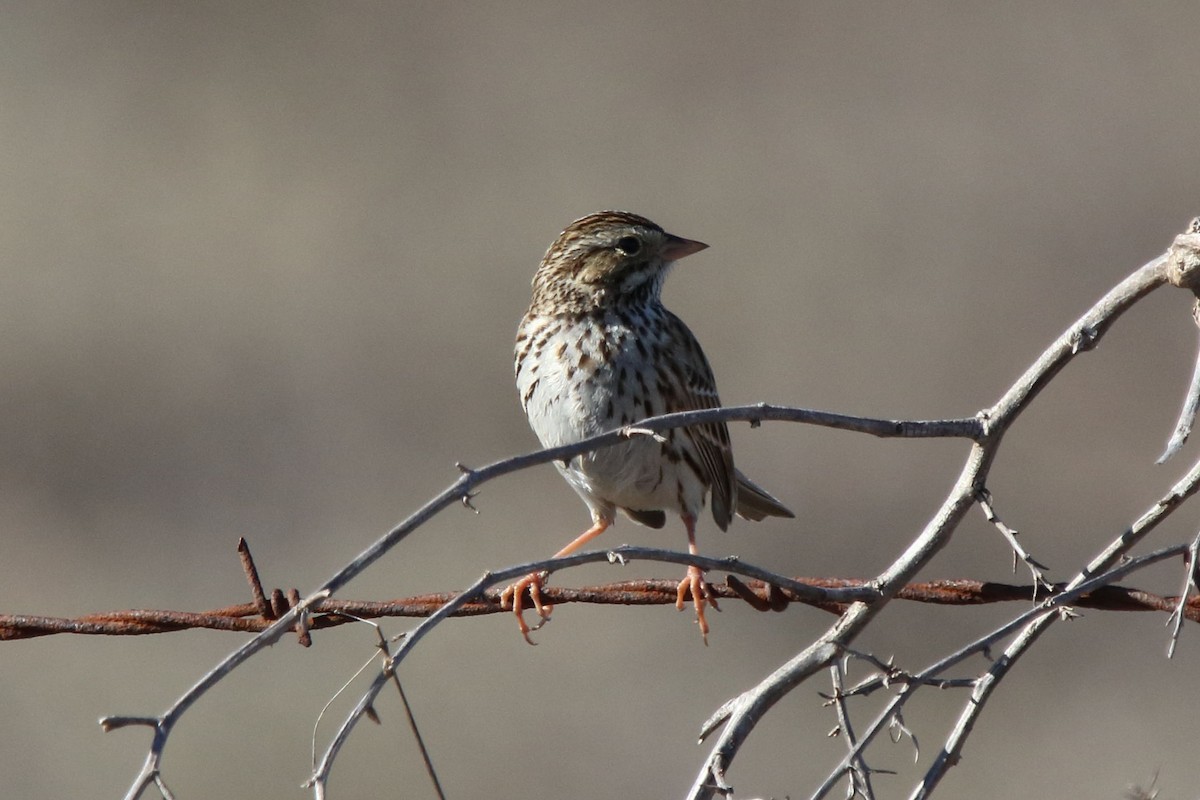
[2, 3, 1198, 798]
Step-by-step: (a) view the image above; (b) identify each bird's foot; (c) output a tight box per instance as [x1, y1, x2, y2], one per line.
[500, 571, 553, 645]
[676, 565, 719, 645]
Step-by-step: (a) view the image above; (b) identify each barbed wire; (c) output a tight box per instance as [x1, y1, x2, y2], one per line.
[3, 536, 1195, 641]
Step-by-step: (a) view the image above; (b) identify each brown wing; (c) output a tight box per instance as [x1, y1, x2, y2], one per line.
[659, 310, 737, 531]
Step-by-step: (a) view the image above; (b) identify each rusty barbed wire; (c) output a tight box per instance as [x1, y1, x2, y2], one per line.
[3, 539, 1195, 642]
[3, 570, 1196, 641]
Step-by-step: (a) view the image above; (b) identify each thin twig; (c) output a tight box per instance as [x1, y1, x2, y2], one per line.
[1166, 529, 1200, 658]
[1158, 324, 1200, 462]
[825, 660, 877, 799]
[975, 489, 1051, 594]
[374, 629, 447, 800]
[310, 624, 386, 769]
[833, 649, 975, 698]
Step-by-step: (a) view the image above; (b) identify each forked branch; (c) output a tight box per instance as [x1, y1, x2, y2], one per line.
[95, 222, 1200, 800]
[687, 228, 1195, 799]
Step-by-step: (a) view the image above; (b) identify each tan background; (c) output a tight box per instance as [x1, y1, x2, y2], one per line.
[2, 3, 1199, 798]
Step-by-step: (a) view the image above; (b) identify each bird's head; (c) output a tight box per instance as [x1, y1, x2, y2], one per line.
[530, 211, 707, 312]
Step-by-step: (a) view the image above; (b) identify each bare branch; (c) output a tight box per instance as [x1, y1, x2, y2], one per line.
[912, 453, 1200, 799]
[1158, 323, 1200, 462]
[975, 488, 1051, 592]
[688, 247, 1173, 800]
[102, 401, 987, 797]
[811, 542, 1190, 800]
[833, 649, 975, 698]
[1166, 529, 1200, 658]
[306, 545, 882, 793]
[1159, 220, 1200, 461]
[825, 660, 877, 799]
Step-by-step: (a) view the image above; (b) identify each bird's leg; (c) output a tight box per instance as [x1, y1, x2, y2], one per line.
[500, 517, 610, 644]
[675, 513, 718, 644]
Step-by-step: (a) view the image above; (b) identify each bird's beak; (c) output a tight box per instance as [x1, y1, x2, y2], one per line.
[661, 234, 708, 262]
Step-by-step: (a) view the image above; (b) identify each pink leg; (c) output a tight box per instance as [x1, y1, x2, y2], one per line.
[501, 518, 611, 644]
[675, 513, 718, 644]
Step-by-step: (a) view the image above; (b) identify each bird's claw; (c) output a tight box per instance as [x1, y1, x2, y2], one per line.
[500, 571, 554, 645]
[676, 565, 719, 645]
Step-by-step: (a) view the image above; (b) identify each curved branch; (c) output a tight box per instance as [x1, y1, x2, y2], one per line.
[100, 403, 982, 799]
[305, 546, 870, 794]
[686, 247, 1174, 799]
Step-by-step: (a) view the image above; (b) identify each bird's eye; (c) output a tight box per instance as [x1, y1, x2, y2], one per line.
[616, 236, 641, 255]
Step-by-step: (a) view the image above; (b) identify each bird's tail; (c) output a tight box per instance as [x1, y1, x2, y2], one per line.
[733, 469, 795, 522]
